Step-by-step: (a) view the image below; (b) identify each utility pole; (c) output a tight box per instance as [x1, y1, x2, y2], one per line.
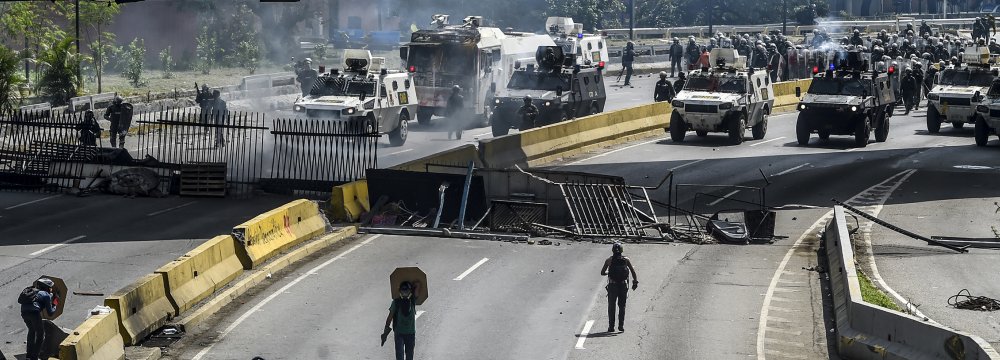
[75, 0, 82, 89]
[708, 0, 714, 35]
[782, 0, 787, 35]
[628, 0, 635, 40]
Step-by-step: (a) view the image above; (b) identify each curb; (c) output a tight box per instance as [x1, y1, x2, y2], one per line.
[172, 226, 358, 331]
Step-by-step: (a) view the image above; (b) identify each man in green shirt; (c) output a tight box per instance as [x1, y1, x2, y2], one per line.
[383, 281, 421, 360]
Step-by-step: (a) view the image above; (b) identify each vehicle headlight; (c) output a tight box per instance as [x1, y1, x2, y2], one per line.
[977, 105, 990, 113]
[544, 101, 552, 107]
[718, 102, 733, 110]
[799, 104, 806, 110]
[294, 105, 304, 112]
[672, 100, 684, 108]
[342, 108, 357, 115]
[851, 106, 858, 112]
[495, 98, 501, 105]
[927, 93, 940, 101]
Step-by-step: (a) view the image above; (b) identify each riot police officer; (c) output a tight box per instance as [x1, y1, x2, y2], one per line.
[447, 85, 465, 140]
[516, 95, 539, 131]
[901, 69, 917, 115]
[669, 38, 684, 77]
[621, 42, 636, 86]
[600, 242, 638, 333]
[654, 72, 676, 102]
[103, 95, 132, 148]
[76, 110, 101, 147]
[296, 58, 318, 97]
[673, 72, 687, 94]
[210, 90, 228, 148]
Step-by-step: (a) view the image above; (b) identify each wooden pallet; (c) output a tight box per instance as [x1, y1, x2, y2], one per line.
[179, 162, 227, 197]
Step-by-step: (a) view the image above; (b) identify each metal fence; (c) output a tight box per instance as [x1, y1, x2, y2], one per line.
[262, 118, 380, 194]
[0, 110, 95, 191]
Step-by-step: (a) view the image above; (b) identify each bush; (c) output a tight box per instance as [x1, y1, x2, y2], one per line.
[36, 37, 81, 106]
[159, 46, 174, 79]
[236, 40, 260, 74]
[119, 38, 147, 87]
[195, 26, 218, 75]
[0, 45, 25, 115]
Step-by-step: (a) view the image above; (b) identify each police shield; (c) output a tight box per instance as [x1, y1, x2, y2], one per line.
[38, 275, 67, 320]
[390, 267, 427, 305]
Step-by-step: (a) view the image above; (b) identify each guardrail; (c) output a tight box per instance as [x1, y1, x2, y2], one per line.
[601, 17, 979, 39]
[68, 92, 117, 113]
[825, 206, 1000, 359]
[240, 72, 296, 91]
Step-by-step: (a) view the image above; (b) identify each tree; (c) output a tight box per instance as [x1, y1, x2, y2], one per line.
[236, 40, 260, 74]
[159, 46, 174, 79]
[545, 0, 625, 30]
[0, 44, 24, 115]
[120, 38, 146, 88]
[195, 26, 218, 75]
[54, 1, 120, 93]
[36, 37, 82, 106]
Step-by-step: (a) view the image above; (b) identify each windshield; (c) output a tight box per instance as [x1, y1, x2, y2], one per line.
[807, 78, 868, 96]
[939, 69, 995, 87]
[407, 46, 438, 73]
[684, 75, 747, 93]
[308, 78, 376, 97]
[507, 71, 571, 91]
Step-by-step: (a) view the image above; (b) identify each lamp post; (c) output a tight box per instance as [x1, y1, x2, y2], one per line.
[628, 0, 635, 40]
[782, 0, 787, 35]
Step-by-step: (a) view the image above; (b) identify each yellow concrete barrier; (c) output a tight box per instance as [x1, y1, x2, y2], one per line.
[58, 310, 125, 360]
[390, 144, 484, 172]
[330, 180, 369, 222]
[155, 235, 245, 316]
[104, 274, 174, 346]
[232, 199, 327, 269]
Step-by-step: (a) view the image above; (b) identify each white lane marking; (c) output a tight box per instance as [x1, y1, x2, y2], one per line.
[755, 169, 915, 360]
[416, 310, 426, 319]
[707, 190, 740, 206]
[147, 201, 197, 217]
[453, 257, 489, 281]
[574, 320, 595, 350]
[4, 195, 61, 210]
[669, 158, 706, 171]
[749, 136, 787, 147]
[775, 163, 810, 177]
[191, 234, 381, 360]
[564, 138, 665, 166]
[384, 148, 414, 156]
[29, 235, 86, 256]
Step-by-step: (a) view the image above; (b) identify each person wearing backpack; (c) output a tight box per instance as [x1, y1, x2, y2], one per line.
[19, 278, 57, 360]
[600, 242, 638, 333]
[382, 281, 421, 360]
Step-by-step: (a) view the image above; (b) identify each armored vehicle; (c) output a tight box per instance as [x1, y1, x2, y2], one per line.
[973, 77, 1000, 146]
[795, 52, 896, 147]
[489, 46, 607, 136]
[668, 48, 774, 145]
[293, 50, 418, 146]
[926, 46, 997, 133]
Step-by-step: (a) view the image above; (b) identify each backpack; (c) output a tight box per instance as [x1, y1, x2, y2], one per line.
[17, 286, 38, 305]
[608, 257, 630, 282]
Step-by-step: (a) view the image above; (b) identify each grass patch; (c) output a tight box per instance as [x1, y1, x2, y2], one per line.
[857, 270, 903, 312]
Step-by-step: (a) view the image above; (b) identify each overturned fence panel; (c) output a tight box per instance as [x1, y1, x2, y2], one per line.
[263, 118, 379, 195]
[0, 110, 96, 191]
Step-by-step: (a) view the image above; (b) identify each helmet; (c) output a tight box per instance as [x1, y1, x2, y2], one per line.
[452, 85, 462, 92]
[672, 37, 679, 42]
[36, 278, 54, 290]
[113, 95, 123, 104]
[853, 29, 860, 35]
[612, 242, 623, 254]
[523, 95, 532, 103]
[304, 58, 313, 63]
[659, 71, 667, 78]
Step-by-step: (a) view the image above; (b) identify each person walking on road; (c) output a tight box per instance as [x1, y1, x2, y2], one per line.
[601, 242, 638, 333]
[621, 42, 636, 87]
[446, 85, 466, 140]
[669, 38, 684, 78]
[654, 72, 675, 102]
[103, 95, 132, 149]
[517, 95, 539, 130]
[383, 281, 421, 360]
[19, 278, 57, 360]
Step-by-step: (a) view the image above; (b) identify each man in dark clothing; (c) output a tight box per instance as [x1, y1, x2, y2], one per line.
[210, 90, 227, 148]
[911, 64, 924, 110]
[768, 46, 781, 83]
[919, 21, 932, 37]
[654, 72, 676, 102]
[103, 96, 132, 149]
[901, 70, 917, 115]
[600, 242, 638, 333]
[516, 95, 539, 130]
[76, 110, 101, 147]
[382, 281, 421, 360]
[673, 72, 686, 94]
[621, 42, 636, 86]
[195, 84, 213, 125]
[20, 278, 57, 360]
[446, 85, 465, 140]
[669, 38, 684, 77]
[686, 38, 700, 70]
[924, 65, 938, 90]
[850, 30, 864, 46]
[296, 58, 318, 97]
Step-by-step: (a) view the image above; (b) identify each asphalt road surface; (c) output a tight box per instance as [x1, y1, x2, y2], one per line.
[166, 104, 1000, 359]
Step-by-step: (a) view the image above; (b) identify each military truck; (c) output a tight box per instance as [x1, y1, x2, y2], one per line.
[795, 52, 896, 147]
[489, 46, 607, 136]
[668, 48, 774, 145]
[292, 50, 418, 146]
[926, 46, 997, 133]
[972, 77, 1000, 146]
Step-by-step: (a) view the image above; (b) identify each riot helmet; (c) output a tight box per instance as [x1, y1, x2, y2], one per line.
[659, 71, 667, 79]
[452, 85, 462, 93]
[612, 242, 623, 255]
[36, 278, 54, 291]
[523, 95, 532, 104]
[113, 95, 123, 105]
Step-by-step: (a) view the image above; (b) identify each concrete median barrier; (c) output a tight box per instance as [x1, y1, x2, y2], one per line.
[772, 78, 811, 114]
[104, 274, 175, 346]
[232, 199, 327, 269]
[825, 206, 1000, 360]
[330, 180, 370, 223]
[155, 235, 245, 316]
[390, 144, 484, 172]
[58, 310, 125, 360]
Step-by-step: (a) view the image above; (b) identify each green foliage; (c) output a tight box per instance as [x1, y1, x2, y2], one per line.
[36, 37, 81, 106]
[312, 43, 328, 62]
[195, 26, 218, 75]
[119, 38, 146, 87]
[235, 40, 260, 75]
[858, 270, 903, 312]
[0, 44, 24, 115]
[160, 46, 174, 79]
[544, 0, 624, 30]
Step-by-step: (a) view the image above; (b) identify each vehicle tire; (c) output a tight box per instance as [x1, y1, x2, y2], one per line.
[975, 116, 989, 147]
[874, 113, 889, 143]
[728, 113, 746, 145]
[818, 130, 830, 140]
[491, 114, 509, 137]
[751, 112, 768, 140]
[796, 115, 811, 145]
[388, 111, 409, 146]
[696, 130, 708, 137]
[951, 121, 965, 129]
[669, 112, 686, 142]
[926, 106, 941, 133]
[854, 117, 870, 148]
[417, 107, 433, 126]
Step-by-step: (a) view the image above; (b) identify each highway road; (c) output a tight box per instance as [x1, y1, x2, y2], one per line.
[164, 105, 1000, 359]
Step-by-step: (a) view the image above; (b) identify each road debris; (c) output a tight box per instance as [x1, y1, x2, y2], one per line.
[947, 289, 1000, 311]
